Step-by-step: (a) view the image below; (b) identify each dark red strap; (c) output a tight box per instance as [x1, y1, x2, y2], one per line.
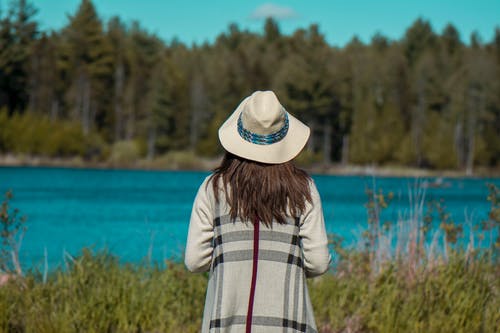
[246, 219, 260, 333]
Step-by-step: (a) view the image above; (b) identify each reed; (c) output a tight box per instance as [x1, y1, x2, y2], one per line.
[332, 179, 499, 280]
[310, 251, 499, 333]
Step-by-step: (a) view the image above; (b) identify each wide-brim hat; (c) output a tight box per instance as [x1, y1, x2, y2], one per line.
[218, 90, 310, 164]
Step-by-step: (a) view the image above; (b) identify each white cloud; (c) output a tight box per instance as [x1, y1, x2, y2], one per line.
[250, 3, 298, 20]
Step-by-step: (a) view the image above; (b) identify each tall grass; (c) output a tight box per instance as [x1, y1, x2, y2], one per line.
[0, 183, 498, 333]
[310, 252, 499, 333]
[0, 248, 496, 333]
[0, 250, 207, 333]
[316, 179, 500, 332]
[341, 179, 499, 279]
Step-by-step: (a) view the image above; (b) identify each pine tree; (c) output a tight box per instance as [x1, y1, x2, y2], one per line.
[59, 0, 112, 135]
[107, 16, 128, 142]
[274, 25, 337, 162]
[0, 0, 38, 113]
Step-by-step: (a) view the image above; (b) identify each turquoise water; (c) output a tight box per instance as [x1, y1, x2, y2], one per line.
[0, 167, 498, 271]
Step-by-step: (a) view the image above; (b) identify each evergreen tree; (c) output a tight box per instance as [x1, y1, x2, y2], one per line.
[274, 25, 337, 162]
[59, 0, 112, 135]
[0, 0, 38, 113]
[403, 18, 437, 66]
[126, 22, 163, 146]
[107, 16, 128, 142]
[28, 32, 62, 118]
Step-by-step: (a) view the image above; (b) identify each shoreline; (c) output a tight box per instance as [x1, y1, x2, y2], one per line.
[1, 154, 499, 178]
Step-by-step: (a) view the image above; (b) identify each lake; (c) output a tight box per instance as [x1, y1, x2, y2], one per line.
[0, 166, 498, 271]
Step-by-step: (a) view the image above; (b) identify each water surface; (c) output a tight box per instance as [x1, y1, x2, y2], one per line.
[0, 167, 498, 270]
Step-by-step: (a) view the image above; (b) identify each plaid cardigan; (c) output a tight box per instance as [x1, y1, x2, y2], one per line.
[185, 176, 331, 333]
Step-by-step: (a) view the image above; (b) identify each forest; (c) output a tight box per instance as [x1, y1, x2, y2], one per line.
[0, 0, 499, 172]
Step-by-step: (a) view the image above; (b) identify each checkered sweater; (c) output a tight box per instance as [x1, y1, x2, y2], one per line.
[185, 176, 331, 333]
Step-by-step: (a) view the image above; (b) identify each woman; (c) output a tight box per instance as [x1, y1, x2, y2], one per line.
[185, 90, 330, 333]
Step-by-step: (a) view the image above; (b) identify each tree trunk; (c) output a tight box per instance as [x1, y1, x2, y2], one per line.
[82, 76, 91, 136]
[28, 53, 38, 112]
[454, 121, 464, 168]
[466, 87, 481, 176]
[341, 134, 349, 165]
[50, 99, 59, 121]
[189, 75, 206, 150]
[74, 71, 84, 123]
[147, 126, 156, 161]
[412, 77, 426, 167]
[322, 117, 332, 164]
[307, 117, 316, 152]
[114, 62, 125, 141]
[124, 82, 135, 140]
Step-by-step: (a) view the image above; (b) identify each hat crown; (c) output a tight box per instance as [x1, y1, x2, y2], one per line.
[240, 91, 285, 135]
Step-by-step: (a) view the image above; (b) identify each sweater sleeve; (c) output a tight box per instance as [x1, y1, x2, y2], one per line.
[184, 176, 214, 273]
[299, 180, 331, 278]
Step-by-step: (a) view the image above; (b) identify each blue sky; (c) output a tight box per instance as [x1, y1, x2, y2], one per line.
[20, 0, 500, 46]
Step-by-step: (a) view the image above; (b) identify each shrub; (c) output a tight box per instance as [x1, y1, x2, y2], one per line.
[109, 140, 141, 165]
[0, 111, 104, 159]
[294, 149, 323, 167]
[156, 150, 205, 170]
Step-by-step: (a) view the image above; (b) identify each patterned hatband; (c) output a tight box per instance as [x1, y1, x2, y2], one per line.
[237, 112, 289, 145]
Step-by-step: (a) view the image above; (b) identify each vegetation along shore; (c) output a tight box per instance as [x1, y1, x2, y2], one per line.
[1, 153, 500, 178]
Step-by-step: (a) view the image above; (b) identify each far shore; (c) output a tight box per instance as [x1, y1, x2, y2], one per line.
[1, 154, 499, 178]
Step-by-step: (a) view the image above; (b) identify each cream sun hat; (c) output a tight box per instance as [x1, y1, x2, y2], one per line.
[218, 90, 310, 164]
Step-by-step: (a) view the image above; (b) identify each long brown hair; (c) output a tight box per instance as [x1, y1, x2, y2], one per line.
[209, 152, 312, 226]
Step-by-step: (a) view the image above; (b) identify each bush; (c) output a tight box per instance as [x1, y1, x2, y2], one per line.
[109, 140, 141, 165]
[145, 150, 205, 170]
[294, 149, 323, 167]
[0, 110, 104, 158]
[164, 150, 203, 169]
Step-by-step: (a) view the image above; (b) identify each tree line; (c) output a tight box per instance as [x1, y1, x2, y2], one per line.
[1, 0, 499, 172]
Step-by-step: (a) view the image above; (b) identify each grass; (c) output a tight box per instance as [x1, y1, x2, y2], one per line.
[311, 250, 499, 333]
[0, 250, 207, 333]
[0, 248, 497, 333]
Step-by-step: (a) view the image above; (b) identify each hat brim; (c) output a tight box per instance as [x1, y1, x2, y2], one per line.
[218, 97, 310, 164]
